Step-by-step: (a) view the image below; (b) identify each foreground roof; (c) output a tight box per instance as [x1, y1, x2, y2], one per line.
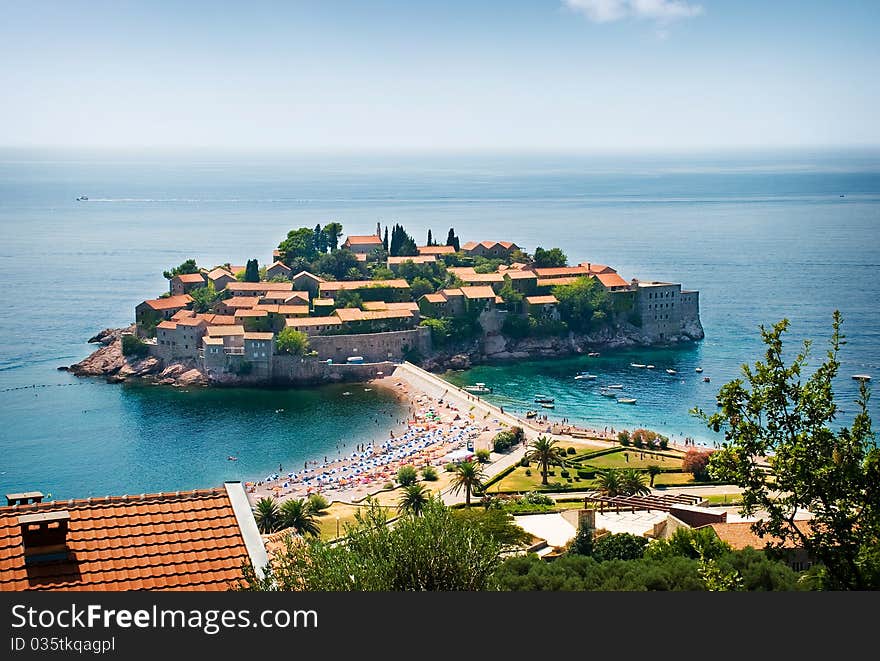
[141, 294, 193, 311]
[0, 484, 265, 591]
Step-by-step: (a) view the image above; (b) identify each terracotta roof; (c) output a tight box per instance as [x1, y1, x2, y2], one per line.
[244, 333, 274, 340]
[461, 242, 478, 251]
[174, 273, 206, 284]
[223, 297, 262, 309]
[497, 241, 517, 249]
[417, 245, 455, 255]
[203, 336, 223, 345]
[156, 320, 177, 330]
[233, 309, 269, 319]
[460, 272, 504, 283]
[387, 255, 437, 265]
[533, 266, 591, 278]
[462, 240, 517, 251]
[267, 261, 291, 272]
[343, 235, 383, 245]
[175, 316, 208, 327]
[313, 298, 335, 306]
[226, 282, 293, 292]
[198, 314, 236, 325]
[206, 325, 246, 337]
[361, 301, 388, 310]
[448, 267, 476, 277]
[319, 279, 410, 291]
[171, 309, 195, 321]
[525, 295, 559, 305]
[596, 272, 630, 289]
[504, 270, 538, 280]
[441, 288, 464, 297]
[0, 486, 261, 591]
[707, 521, 812, 551]
[141, 294, 193, 311]
[285, 292, 311, 304]
[460, 286, 496, 299]
[537, 277, 579, 287]
[578, 262, 616, 274]
[285, 317, 342, 327]
[207, 267, 235, 280]
[292, 271, 324, 283]
[421, 293, 447, 304]
[333, 308, 365, 322]
[362, 309, 415, 321]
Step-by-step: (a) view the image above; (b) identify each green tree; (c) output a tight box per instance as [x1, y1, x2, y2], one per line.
[451, 460, 485, 507]
[452, 508, 532, 549]
[427, 229, 434, 246]
[553, 276, 611, 333]
[313, 224, 328, 254]
[533, 246, 567, 268]
[596, 469, 623, 497]
[278, 227, 319, 263]
[525, 436, 565, 485]
[162, 258, 199, 280]
[383, 226, 389, 251]
[306, 493, 329, 513]
[396, 465, 418, 486]
[239, 499, 501, 591]
[398, 484, 430, 516]
[278, 498, 320, 537]
[592, 533, 649, 562]
[190, 281, 226, 313]
[323, 222, 343, 252]
[695, 312, 880, 590]
[313, 249, 362, 281]
[409, 277, 434, 299]
[389, 223, 418, 257]
[646, 464, 662, 487]
[568, 521, 595, 556]
[421, 465, 438, 481]
[253, 498, 281, 534]
[645, 526, 732, 561]
[682, 450, 712, 480]
[620, 468, 651, 496]
[121, 334, 149, 358]
[275, 327, 310, 355]
[498, 275, 523, 309]
[445, 228, 460, 252]
[336, 290, 363, 309]
[244, 258, 260, 282]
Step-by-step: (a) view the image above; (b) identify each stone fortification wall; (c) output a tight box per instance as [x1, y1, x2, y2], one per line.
[307, 327, 431, 364]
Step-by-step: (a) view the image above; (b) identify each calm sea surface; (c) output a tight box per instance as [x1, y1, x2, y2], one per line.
[1, 149, 878, 498]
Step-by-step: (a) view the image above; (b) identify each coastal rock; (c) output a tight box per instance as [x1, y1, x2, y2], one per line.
[88, 326, 131, 345]
[69, 338, 126, 377]
[447, 354, 472, 370]
[176, 369, 207, 386]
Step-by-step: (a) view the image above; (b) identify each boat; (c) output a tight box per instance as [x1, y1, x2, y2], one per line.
[75, 195, 88, 201]
[525, 410, 537, 418]
[599, 389, 617, 397]
[227, 456, 238, 461]
[343, 391, 351, 396]
[695, 367, 703, 373]
[666, 369, 677, 375]
[702, 376, 711, 382]
[607, 384, 623, 389]
[646, 365, 655, 369]
[616, 397, 637, 405]
[464, 382, 492, 394]
[631, 363, 646, 368]
[587, 352, 600, 357]
[534, 395, 554, 403]
[574, 373, 597, 380]
[541, 403, 555, 409]
[363, 388, 372, 392]
[852, 374, 872, 382]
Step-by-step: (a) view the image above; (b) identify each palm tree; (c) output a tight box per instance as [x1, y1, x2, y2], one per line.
[398, 483, 430, 516]
[278, 498, 320, 537]
[620, 468, 650, 496]
[451, 460, 485, 507]
[646, 464, 662, 488]
[525, 436, 565, 485]
[253, 497, 280, 533]
[596, 469, 623, 497]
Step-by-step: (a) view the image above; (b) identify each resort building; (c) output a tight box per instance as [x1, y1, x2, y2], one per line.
[170, 272, 207, 295]
[632, 280, 699, 341]
[524, 295, 560, 320]
[418, 292, 450, 318]
[387, 255, 437, 272]
[291, 271, 324, 299]
[207, 267, 236, 291]
[135, 294, 194, 325]
[284, 316, 344, 336]
[225, 281, 294, 297]
[205, 325, 246, 353]
[0, 484, 267, 591]
[265, 261, 292, 280]
[342, 234, 383, 255]
[461, 240, 520, 259]
[317, 279, 410, 300]
[417, 245, 455, 256]
[155, 316, 208, 360]
[460, 286, 497, 313]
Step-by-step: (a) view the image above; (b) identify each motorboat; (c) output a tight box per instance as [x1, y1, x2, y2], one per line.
[852, 374, 872, 382]
[646, 365, 655, 369]
[525, 410, 537, 419]
[631, 363, 646, 368]
[227, 456, 238, 461]
[599, 388, 617, 397]
[695, 367, 703, 373]
[607, 384, 623, 389]
[76, 195, 88, 201]
[666, 369, 677, 375]
[587, 352, 600, 357]
[541, 403, 555, 409]
[534, 395, 554, 403]
[616, 397, 637, 405]
[702, 376, 711, 382]
[574, 373, 597, 380]
[464, 382, 492, 394]
[343, 391, 351, 396]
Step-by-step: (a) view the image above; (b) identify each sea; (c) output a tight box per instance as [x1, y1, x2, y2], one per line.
[1, 148, 878, 499]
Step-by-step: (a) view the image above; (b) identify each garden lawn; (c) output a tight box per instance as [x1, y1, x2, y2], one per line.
[581, 449, 682, 470]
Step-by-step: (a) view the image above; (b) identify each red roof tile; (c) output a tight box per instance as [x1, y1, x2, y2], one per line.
[417, 245, 455, 255]
[0, 489, 253, 591]
[460, 286, 496, 299]
[343, 235, 383, 245]
[141, 295, 193, 311]
[596, 272, 630, 289]
[174, 273, 206, 284]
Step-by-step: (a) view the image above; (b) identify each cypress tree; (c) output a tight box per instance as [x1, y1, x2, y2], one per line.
[427, 229, 433, 246]
[244, 258, 260, 282]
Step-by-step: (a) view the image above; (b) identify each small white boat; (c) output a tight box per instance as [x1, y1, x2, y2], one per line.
[76, 195, 88, 201]
[587, 352, 600, 357]
[363, 388, 372, 391]
[525, 410, 537, 418]
[852, 374, 872, 382]
[607, 384, 623, 389]
[534, 395, 554, 403]
[599, 389, 616, 398]
[617, 397, 637, 405]
[695, 367, 703, 373]
[666, 369, 677, 375]
[541, 403, 555, 409]
[574, 373, 597, 380]
[343, 391, 351, 396]
[227, 456, 238, 461]
[631, 363, 646, 368]
[464, 382, 492, 394]
[646, 364, 655, 369]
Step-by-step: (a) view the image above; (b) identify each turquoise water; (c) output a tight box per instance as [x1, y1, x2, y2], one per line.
[1, 149, 878, 497]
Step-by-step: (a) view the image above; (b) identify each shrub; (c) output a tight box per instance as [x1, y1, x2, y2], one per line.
[524, 469, 532, 476]
[658, 436, 669, 450]
[444, 463, 457, 473]
[577, 469, 595, 480]
[306, 493, 329, 513]
[560, 470, 570, 478]
[519, 458, 530, 467]
[475, 449, 491, 463]
[275, 327, 310, 355]
[397, 465, 418, 486]
[592, 533, 649, 562]
[520, 492, 554, 506]
[617, 430, 631, 447]
[566, 447, 576, 455]
[421, 466, 438, 481]
[683, 450, 712, 480]
[121, 334, 149, 358]
[383, 481, 394, 490]
[568, 522, 595, 556]
[633, 436, 644, 449]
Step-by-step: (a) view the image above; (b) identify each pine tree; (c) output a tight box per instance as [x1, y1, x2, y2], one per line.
[376, 221, 381, 238]
[427, 229, 433, 246]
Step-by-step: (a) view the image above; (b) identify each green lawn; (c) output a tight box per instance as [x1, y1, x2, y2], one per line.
[651, 472, 695, 486]
[485, 466, 591, 493]
[704, 493, 744, 506]
[580, 449, 682, 470]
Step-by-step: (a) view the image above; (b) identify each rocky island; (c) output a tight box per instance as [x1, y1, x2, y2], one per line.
[65, 223, 703, 387]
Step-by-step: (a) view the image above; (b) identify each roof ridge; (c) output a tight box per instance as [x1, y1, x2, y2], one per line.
[0, 488, 227, 513]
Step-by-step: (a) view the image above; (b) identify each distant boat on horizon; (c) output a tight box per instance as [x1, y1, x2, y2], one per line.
[76, 195, 88, 201]
[666, 368, 677, 375]
[631, 363, 646, 368]
[617, 397, 637, 405]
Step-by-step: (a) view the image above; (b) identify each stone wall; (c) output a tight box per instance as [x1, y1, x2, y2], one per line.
[679, 290, 700, 327]
[307, 327, 431, 363]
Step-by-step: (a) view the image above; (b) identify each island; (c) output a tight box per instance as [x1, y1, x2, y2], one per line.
[66, 223, 703, 386]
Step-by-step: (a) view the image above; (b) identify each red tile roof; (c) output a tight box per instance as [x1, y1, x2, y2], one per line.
[156, 320, 177, 330]
[533, 266, 592, 278]
[343, 235, 383, 245]
[244, 332, 274, 340]
[537, 277, 579, 287]
[175, 316, 208, 327]
[171, 309, 195, 321]
[417, 245, 455, 255]
[198, 314, 236, 325]
[420, 293, 447, 304]
[207, 267, 235, 280]
[206, 325, 246, 336]
[267, 261, 291, 271]
[223, 297, 262, 309]
[174, 273, 206, 284]
[226, 282, 293, 292]
[387, 255, 436, 264]
[707, 521, 812, 551]
[578, 262, 616, 274]
[460, 286, 497, 299]
[319, 279, 410, 291]
[525, 295, 559, 305]
[0, 488, 257, 591]
[141, 295, 193, 311]
[596, 272, 630, 289]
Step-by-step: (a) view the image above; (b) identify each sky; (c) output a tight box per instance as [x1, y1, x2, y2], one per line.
[1, 0, 878, 152]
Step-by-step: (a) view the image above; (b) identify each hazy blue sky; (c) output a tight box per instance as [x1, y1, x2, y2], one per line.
[1, 0, 878, 151]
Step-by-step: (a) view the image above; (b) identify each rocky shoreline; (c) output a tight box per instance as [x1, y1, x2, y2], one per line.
[64, 318, 704, 388]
